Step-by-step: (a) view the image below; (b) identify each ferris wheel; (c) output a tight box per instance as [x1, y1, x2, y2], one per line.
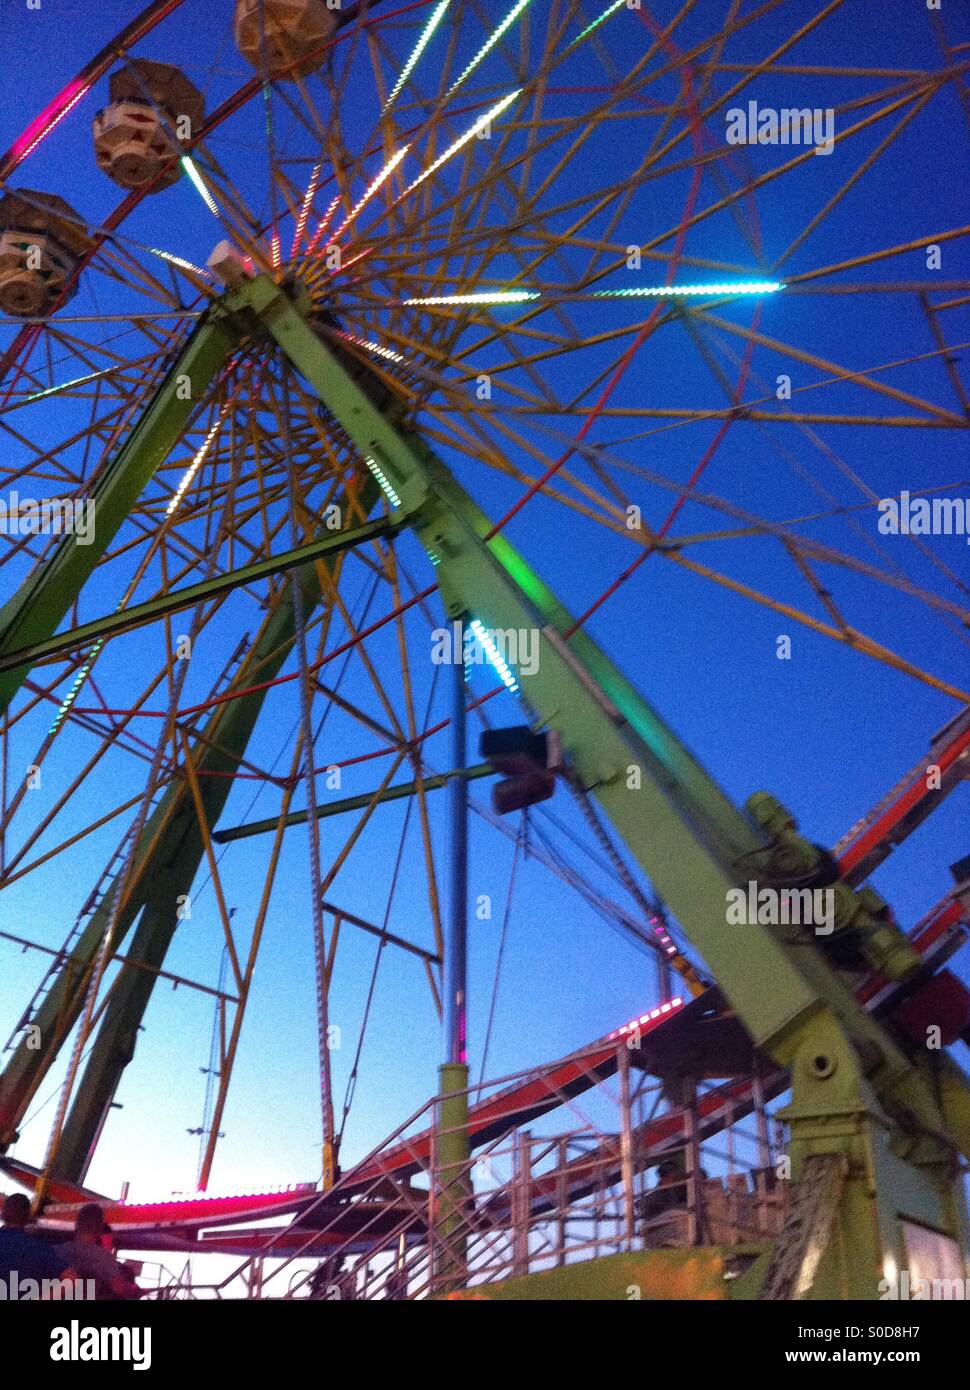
[0, 0, 967, 1301]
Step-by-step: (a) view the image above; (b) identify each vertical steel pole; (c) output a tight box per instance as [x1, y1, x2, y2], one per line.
[618, 1044, 636, 1248]
[443, 622, 468, 1071]
[512, 1130, 532, 1276]
[556, 1138, 569, 1265]
[752, 1062, 771, 1234]
[684, 1076, 702, 1246]
[435, 625, 470, 1288]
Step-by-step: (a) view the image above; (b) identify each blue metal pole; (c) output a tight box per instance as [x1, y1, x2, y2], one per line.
[444, 621, 468, 1067]
[436, 620, 470, 1288]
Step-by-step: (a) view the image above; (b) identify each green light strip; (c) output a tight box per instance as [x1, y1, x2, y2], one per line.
[594, 281, 784, 297]
[364, 455, 402, 508]
[569, 0, 627, 49]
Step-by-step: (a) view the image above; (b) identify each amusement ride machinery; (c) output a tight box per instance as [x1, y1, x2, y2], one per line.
[0, 0, 967, 1300]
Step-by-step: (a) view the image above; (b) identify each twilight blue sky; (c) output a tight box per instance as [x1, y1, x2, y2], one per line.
[0, 0, 967, 1205]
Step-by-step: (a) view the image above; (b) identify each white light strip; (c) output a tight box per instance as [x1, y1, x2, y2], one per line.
[291, 161, 322, 257]
[383, 0, 452, 112]
[401, 90, 521, 197]
[333, 331, 405, 364]
[402, 282, 782, 307]
[150, 248, 212, 278]
[49, 640, 104, 735]
[569, 0, 626, 48]
[469, 618, 518, 693]
[180, 156, 219, 217]
[167, 409, 228, 517]
[404, 290, 538, 306]
[304, 196, 341, 257]
[18, 366, 118, 406]
[447, 0, 532, 94]
[333, 145, 410, 237]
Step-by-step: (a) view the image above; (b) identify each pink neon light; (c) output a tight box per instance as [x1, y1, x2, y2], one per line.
[606, 996, 684, 1041]
[9, 80, 91, 165]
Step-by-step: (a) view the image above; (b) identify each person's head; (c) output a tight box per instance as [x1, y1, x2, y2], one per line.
[2, 1192, 31, 1228]
[74, 1202, 106, 1244]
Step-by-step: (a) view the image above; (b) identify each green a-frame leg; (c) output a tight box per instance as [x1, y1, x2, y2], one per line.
[0, 292, 381, 1179]
[1, 272, 968, 1298]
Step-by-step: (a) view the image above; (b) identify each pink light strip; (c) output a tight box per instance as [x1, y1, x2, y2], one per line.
[9, 79, 92, 164]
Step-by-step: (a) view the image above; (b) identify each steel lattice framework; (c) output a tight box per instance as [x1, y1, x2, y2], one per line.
[0, 0, 968, 1299]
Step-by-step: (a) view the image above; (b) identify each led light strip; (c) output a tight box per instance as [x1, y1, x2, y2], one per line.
[364, 455, 402, 508]
[447, 0, 532, 95]
[180, 156, 219, 217]
[333, 145, 410, 238]
[291, 162, 322, 258]
[167, 409, 228, 517]
[304, 196, 341, 257]
[15, 366, 120, 408]
[595, 280, 784, 297]
[49, 640, 103, 736]
[10, 80, 91, 163]
[383, 0, 453, 112]
[569, 0, 627, 49]
[607, 997, 684, 1042]
[150, 248, 212, 279]
[333, 331, 405, 364]
[401, 90, 521, 198]
[404, 290, 539, 306]
[403, 282, 783, 307]
[469, 618, 519, 693]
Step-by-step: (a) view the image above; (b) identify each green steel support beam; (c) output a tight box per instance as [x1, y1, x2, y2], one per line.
[0, 516, 396, 675]
[247, 279, 901, 1068]
[212, 764, 493, 843]
[435, 1062, 470, 1291]
[0, 458, 380, 1173]
[0, 306, 243, 714]
[5, 274, 968, 1295]
[242, 275, 970, 1296]
[48, 471, 379, 1182]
